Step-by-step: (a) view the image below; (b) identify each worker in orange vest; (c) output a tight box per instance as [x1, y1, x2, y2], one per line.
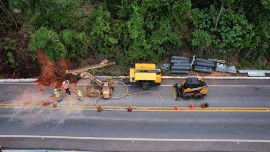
[62, 80, 70, 95]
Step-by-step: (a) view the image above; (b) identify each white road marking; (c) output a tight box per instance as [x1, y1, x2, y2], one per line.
[0, 135, 270, 143]
[1, 76, 270, 83]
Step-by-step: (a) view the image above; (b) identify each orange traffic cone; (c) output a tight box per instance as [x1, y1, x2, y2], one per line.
[201, 102, 206, 108]
[97, 106, 102, 112]
[127, 106, 132, 112]
[42, 100, 46, 106]
[174, 106, 179, 111]
[189, 103, 194, 109]
[42, 100, 50, 106]
[53, 104, 57, 108]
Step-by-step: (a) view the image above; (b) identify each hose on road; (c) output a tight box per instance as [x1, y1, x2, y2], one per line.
[94, 80, 163, 109]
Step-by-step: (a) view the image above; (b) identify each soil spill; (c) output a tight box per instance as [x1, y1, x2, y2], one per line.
[37, 49, 69, 88]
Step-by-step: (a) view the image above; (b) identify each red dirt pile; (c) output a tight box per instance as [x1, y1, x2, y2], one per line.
[37, 50, 69, 88]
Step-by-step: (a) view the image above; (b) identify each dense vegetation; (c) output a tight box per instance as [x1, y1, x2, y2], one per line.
[1, 0, 270, 77]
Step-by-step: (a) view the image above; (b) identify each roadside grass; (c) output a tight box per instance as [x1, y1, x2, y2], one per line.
[237, 58, 270, 70]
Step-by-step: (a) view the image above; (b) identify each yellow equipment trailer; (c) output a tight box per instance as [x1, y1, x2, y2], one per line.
[129, 63, 161, 90]
[172, 77, 208, 100]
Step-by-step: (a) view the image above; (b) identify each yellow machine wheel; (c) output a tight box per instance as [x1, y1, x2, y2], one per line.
[194, 93, 203, 99]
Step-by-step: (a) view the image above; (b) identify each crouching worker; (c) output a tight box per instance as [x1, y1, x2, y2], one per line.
[54, 89, 62, 102]
[76, 89, 83, 101]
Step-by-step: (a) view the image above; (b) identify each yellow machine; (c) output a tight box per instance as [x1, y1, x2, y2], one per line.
[172, 77, 208, 100]
[66, 60, 115, 99]
[129, 63, 161, 90]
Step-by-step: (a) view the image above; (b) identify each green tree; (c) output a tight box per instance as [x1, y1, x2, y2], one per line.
[29, 27, 66, 61]
[59, 29, 87, 58]
[89, 6, 119, 57]
[9, 0, 77, 31]
[89, 0, 191, 63]
[235, 0, 270, 60]
[191, 5, 254, 58]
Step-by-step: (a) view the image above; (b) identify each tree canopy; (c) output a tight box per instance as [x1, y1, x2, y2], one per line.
[1, 0, 270, 66]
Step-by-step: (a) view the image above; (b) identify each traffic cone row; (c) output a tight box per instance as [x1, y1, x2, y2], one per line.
[173, 102, 209, 110]
[41, 102, 209, 111]
[96, 106, 133, 112]
[42, 100, 59, 108]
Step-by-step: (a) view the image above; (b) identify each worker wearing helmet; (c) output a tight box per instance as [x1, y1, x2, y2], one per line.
[76, 89, 83, 101]
[62, 80, 70, 95]
[54, 89, 62, 102]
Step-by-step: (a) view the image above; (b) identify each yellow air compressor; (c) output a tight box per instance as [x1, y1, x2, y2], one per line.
[129, 63, 161, 90]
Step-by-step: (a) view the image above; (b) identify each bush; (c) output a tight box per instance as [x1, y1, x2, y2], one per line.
[191, 5, 254, 58]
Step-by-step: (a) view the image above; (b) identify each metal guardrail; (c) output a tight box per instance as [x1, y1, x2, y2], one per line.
[238, 70, 270, 77]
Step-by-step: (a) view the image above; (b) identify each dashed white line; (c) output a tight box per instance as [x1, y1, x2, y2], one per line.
[0, 135, 270, 143]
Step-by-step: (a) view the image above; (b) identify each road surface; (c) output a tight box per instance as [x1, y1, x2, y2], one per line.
[0, 79, 270, 151]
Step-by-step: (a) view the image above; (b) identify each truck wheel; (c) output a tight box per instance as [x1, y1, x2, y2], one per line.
[122, 78, 129, 84]
[142, 83, 149, 90]
[194, 93, 202, 99]
[183, 93, 191, 100]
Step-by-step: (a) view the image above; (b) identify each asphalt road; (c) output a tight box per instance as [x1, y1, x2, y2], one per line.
[0, 79, 270, 151]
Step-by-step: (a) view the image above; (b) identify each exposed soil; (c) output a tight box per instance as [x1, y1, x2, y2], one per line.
[37, 50, 69, 88]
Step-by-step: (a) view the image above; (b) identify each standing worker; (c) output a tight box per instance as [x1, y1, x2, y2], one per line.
[76, 88, 83, 101]
[62, 80, 70, 95]
[54, 89, 62, 102]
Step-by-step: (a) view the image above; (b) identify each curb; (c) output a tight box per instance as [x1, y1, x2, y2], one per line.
[161, 76, 270, 80]
[89, 76, 270, 80]
[0, 76, 270, 83]
[0, 78, 38, 83]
